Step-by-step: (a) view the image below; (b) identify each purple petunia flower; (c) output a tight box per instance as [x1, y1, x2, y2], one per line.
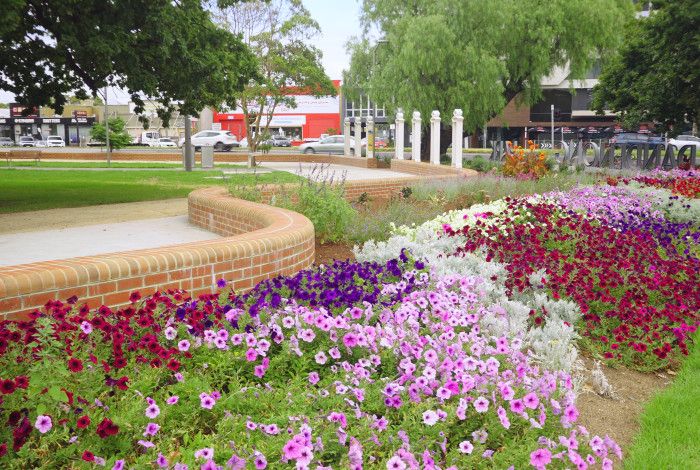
[35, 415, 52, 434]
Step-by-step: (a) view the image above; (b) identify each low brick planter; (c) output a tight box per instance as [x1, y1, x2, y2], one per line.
[0, 188, 314, 320]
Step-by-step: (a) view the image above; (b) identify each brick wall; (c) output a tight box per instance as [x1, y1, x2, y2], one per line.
[253, 161, 477, 203]
[0, 188, 314, 320]
[0, 150, 376, 168]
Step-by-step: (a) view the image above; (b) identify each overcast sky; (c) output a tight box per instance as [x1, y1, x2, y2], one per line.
[0, 0, 362, 104]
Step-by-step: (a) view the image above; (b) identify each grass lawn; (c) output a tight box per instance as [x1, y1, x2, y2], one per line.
[0, 168, 300, 213]
[624, 334, 700, 469]
[0, 160, 248, 169]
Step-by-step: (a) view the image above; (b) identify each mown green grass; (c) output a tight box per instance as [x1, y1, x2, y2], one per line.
[0, 168, 299, 213]
[624, 334, 700, 469]
[0, 160, 247, 169]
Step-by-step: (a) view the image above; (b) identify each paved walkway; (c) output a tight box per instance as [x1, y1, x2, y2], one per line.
[0, 215, 219, 266]
[258, 162, 414, 181]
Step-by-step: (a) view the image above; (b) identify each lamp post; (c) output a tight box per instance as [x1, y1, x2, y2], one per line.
[550, 104, 555, 151]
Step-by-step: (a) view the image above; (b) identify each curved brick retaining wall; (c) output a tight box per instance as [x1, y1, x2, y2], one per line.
[0, 188, 314, 320]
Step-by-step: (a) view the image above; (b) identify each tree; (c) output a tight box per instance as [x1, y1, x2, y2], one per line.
[90, 118, 132, 150]
[344, 0, 633, 160]
[0, 0, 258, 125]
[211, 0, 336, 152]
[592, 0, 700, 136]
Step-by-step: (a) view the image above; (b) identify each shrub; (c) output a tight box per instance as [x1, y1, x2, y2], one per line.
[284, 177, 356, 244]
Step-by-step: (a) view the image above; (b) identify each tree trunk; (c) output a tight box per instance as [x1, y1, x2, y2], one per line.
[418, 123, 454, 162]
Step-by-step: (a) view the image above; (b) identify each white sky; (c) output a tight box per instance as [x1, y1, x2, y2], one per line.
[0, 0, 361, 104]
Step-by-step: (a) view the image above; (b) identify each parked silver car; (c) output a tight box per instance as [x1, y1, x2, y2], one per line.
[298, 135, 364, 155]
[19, 136, 36, 147]
[0, 137, 13, 147]
[668, 135, 700, 151]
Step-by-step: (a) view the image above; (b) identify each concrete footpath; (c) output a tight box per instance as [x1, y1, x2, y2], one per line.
[259, 162, 414, 181]
[0, 215, 219, 266]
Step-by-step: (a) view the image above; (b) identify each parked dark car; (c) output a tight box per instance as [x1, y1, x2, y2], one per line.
[610, 133, 665, 146]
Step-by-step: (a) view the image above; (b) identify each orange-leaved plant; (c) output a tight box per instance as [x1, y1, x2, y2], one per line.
[502, 141, 548, 179]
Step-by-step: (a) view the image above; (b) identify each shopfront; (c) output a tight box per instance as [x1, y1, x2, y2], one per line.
[1, 116, 95, 145]
[214, 82, 341, 145]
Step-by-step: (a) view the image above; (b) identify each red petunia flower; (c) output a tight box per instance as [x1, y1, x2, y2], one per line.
[0, 379, 16, 394]
[67, 358, 83, 373]
[129, 291, 141, 303]
[82, 450, 95, 462]
[14, 376, 29, 389]
[77, 415, 91, 429]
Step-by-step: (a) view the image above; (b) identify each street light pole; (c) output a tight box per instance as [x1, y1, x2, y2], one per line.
[184, 114, 193, 172]
[104, 85, 111, 166]
[550, 104, 555, 151]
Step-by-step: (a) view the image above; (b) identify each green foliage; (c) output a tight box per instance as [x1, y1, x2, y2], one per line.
[282, 178, 357, 243]
[212, 0, 336, 151]
[90, 118, 132, 150]
[0, 0, 258, 124]
[463, 155, 501, 173]
[344, 0, 632, 136]
[592, 0, 700, 135]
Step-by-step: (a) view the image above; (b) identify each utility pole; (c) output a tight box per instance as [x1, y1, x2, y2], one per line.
[184, 114, 193, 171]
[104, 85, 111, 166]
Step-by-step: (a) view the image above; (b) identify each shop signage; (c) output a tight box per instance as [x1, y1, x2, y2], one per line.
[10, 104, 39, 118]
[258, 115, 306, 127]
[73, 110, 88, 118]
[42, 118, 62, 124]
[15, 118, 36, 124]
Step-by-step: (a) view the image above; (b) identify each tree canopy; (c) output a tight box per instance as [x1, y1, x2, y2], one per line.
[211, 0, 336, 151]
[0, 0, 258, 125]
[344, 0, 633, 157]
[592, 0, 700, 135]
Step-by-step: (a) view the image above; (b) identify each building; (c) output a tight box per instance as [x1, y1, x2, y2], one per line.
[0, 103, 96, 145]
[213, 80, 342, 144]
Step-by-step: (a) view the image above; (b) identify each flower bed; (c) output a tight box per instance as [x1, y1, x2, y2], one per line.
[2, 169, 698, 469]
[357, 170, 699, 371]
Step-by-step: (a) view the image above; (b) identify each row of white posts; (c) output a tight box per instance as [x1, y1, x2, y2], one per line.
[343, 109, 465, 168]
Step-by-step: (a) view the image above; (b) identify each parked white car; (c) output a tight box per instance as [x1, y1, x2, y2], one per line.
[178, 130, 239, 151]
[298, 135, 365, 155]
[152, 137, 177, 148]
[46, 135, 66, 147]
[668, 135, 700, 151]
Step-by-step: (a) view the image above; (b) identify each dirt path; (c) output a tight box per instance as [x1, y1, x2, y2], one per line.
[576, 358, 670, 454]
[0, 198, 188, 234]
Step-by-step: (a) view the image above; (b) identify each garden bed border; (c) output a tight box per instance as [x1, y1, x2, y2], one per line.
[0, 188, 314, 320]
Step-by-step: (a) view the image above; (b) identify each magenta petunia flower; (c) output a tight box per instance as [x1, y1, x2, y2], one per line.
[200, 394, 215, 409]
[422, 410, 439, 426]
[473, 396, 489, 413]
[530, 448, 552, 467]
[34, 415, 52, 434]
[194, 448, 214, 460]
[143, 422, 160, 436]
[145, 404, 160, 419]
[177, 340, 190, 352]
[523, 392, 540, 410]
[458, 440, 474, 454]
[156, 453, 168, 468]
[80, 321, 93, 335]
[166, 395, 179, 405]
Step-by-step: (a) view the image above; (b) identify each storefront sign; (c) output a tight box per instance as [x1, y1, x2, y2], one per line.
[258, 115, 306, 127]
[42, 118, 62, 124]
[73, 110, 88, 118]
[15, 118, 37, 124]
[10, 104, 39, 118]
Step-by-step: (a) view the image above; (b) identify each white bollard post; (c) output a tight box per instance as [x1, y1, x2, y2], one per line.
[452, 109, 464, 169]
[366, 115, 374, 160]
[430, 110, 440, 165]
[395, 109, 404, 160]
[343, 117, 351, 156]
[354, 118, 362, 157]
[411, 111, 421, 162]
